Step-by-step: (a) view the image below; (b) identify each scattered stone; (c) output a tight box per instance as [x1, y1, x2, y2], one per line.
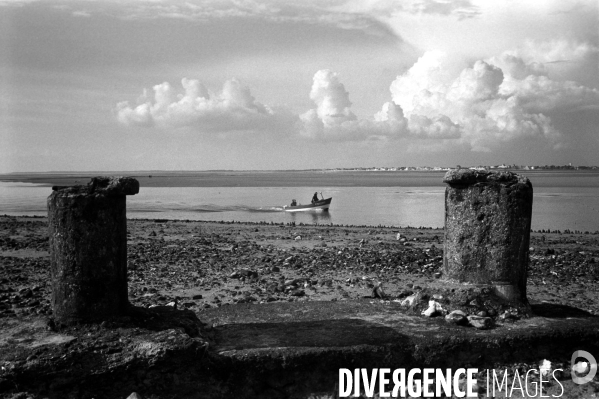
[372, 282, 386, 299]
[467, 315, 494, 330]
[422, 300, 444, 317]
[445, 310, 468, 325]
[400, 294, 419, 307]
[165, 299, 178, 309]
[1, 214, 598, 395]
[498, 311, 520, 322]
[398, 289, 413, 298]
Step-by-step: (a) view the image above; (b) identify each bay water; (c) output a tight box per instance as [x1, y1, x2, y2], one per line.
[1, 170, 598, 232]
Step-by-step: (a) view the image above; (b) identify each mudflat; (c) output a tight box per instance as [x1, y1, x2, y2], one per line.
[2, 215, 598, 314]
[1, 216, 599, 398]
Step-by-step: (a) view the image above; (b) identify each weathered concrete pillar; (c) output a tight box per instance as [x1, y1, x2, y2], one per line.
[48, 176, 139, 324]
[443, 169, 533, 303]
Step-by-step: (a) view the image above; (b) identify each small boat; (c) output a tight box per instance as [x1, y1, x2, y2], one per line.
[283, 197, 332, 212]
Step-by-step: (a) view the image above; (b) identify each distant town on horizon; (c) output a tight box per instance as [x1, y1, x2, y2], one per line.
[3, 163, 599, 176]
[325, 163, 599, 172]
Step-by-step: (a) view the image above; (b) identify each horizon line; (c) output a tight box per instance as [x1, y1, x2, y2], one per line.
[1, 164, 597, 175]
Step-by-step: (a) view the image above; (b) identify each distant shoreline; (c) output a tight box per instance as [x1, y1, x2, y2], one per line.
[1, 169, 598, 188]
[1, 165, 597, 176]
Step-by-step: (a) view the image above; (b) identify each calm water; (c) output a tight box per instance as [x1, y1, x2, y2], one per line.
[1, 179, 598, 231]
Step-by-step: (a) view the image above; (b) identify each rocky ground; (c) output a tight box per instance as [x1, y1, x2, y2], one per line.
[1, 215, 599, 398]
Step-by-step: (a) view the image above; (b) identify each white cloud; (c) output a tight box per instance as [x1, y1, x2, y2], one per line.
[518, 39, 597, 65]
[299, 69, 464, 141]
[389, 50, 455, 115]
[388, 48, 599, 151]
[305, 69, 356, 126]
[486, 52, 546, 80]
[299, 70, 411, 141]
[407, 0, 479, 19]
[116, 77, 295, 132]
[500, 74, 599, 113]
[116, 39, 599, 150]
[408, 114, 461, 139]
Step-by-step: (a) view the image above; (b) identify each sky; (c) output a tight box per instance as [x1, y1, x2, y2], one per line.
[1, 0, 598, 172]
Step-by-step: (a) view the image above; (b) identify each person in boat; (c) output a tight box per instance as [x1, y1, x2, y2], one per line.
[311, 192, 319, 204]
[290, 199, 297, 206]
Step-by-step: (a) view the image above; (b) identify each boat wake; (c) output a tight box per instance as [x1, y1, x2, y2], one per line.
[248, 206, 286, 213]
[193, 204, 285, 213]
[129, 203, 287, 214]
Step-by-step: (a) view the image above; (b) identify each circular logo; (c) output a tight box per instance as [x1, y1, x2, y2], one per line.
[571, 350, 598, 385]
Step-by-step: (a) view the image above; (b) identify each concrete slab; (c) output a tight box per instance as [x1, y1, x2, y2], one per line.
[1, 300, 598, 398]
[202, 299, 599, 367]
[0, 318, 76, 349]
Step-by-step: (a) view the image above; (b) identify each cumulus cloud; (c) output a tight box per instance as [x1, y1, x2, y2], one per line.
[408, 114, 461, 139]
[307, 69, 356, 126]
[499, 74, 599, 113]
[299, 69, 466, 142]
[299, 70, 411, 141]
[116, 39, 599, 151]
[489, 40, 598, 83]
[388, 48, 599, 151]
[116, 78, 295, 132]
[486, 52, 546, 80]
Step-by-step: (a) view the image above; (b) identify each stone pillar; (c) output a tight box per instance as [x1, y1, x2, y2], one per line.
[48, 176, 139, 324]
[443, 169, 533, 303]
